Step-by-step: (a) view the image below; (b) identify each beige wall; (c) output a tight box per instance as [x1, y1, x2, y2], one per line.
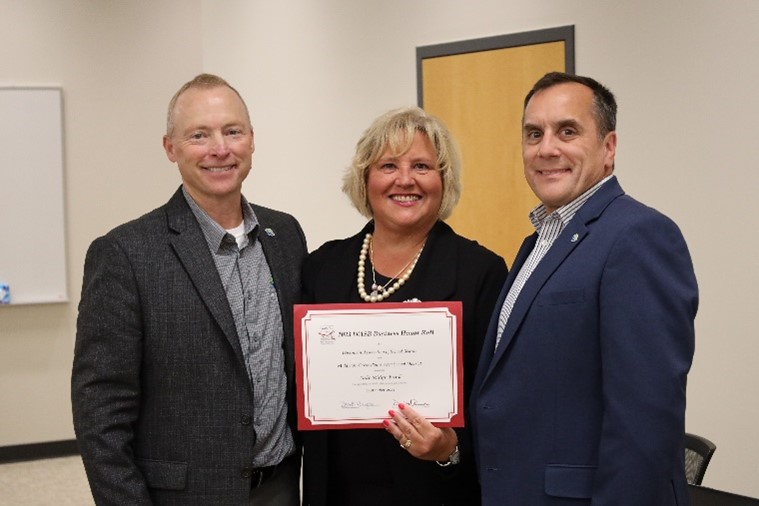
[0, 0, 202, 442]
[1, 0, 757, 497]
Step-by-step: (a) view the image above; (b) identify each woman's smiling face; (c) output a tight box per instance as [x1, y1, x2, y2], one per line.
[366, 130, 443, 235]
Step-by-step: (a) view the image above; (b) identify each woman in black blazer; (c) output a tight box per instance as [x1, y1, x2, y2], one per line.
[301, 107, 508, 506]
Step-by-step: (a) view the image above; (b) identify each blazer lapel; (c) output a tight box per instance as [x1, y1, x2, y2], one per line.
[165, 189, 245, 363]
[252, 208, 297, 381]
[477, 234, 535, 362]
[482, 177, 625, 381]
[257, 227, 284, 302]
[492, 224, 587, 359]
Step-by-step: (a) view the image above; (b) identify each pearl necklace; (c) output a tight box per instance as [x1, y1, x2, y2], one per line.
[357, 233, 425, 302]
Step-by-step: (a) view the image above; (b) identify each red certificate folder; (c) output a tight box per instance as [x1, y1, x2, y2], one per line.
[294, 301, 464, 430]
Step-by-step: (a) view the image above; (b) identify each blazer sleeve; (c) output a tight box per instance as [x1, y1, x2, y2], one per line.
[592, 213, 697, 503]
[71, 236, 152, 505]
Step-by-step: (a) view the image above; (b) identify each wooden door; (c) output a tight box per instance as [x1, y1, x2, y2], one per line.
[418, 27, 574, 263]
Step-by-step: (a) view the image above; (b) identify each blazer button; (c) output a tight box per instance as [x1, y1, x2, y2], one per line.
[241, 414, 252, 425]
[241, 467, 253, 479]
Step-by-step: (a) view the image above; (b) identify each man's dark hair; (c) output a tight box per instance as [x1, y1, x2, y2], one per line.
[524, 72, 617, 138]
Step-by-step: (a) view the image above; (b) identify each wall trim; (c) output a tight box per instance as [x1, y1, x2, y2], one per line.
[0, 439, 79, 464]
[416, 25, 575, 107]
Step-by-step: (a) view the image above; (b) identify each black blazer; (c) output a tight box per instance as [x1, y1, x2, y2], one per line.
[72, 187, 307, 505]
[301, 220, 507, 506]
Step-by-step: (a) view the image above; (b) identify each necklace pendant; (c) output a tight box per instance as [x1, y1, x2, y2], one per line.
[357, 231, 426, 303]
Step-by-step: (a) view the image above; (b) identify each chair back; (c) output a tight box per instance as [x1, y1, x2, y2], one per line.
[685, 433, 717, 485]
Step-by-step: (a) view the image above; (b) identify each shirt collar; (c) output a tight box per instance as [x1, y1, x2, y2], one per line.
[529, 174, 613, 232]
[182, 186, 259, 252]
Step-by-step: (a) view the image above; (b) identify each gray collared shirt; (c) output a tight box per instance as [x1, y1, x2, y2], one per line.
[495, 175, 612, 349]
[183, 187, 294, 467]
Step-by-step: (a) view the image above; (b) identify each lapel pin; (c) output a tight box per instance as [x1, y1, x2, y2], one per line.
[264, 228, 275, 237]
[570, 233, 579, 243]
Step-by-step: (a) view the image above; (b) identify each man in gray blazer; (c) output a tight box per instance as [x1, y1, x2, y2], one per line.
[72, 74, 307, 505]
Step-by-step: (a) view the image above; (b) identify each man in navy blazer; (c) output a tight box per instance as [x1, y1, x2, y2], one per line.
[72, 74, 306, 505]
[470, 72, 698, 505]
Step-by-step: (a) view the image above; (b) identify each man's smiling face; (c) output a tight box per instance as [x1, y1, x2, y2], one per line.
[522, 82, 616, 214]
[163, 85, 254, 208]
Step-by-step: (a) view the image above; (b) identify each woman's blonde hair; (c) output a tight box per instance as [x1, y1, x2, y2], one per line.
[342, 107, 462, 219]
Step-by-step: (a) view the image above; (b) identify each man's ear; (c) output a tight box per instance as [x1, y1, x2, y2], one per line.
[603, 131, 617, 172]
[163, 135, 177, 162]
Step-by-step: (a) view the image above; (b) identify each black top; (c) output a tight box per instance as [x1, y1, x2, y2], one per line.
[301, 220, 508, 506]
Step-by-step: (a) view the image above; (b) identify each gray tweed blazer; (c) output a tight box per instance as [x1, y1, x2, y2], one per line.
[72, 187, 306, 505]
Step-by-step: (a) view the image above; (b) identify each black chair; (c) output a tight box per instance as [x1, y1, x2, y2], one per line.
[684, 433, 716, 485]
[689, 484, 759, 506]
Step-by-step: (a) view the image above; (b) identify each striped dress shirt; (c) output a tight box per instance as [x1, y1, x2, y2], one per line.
[495, 175, 613, 350]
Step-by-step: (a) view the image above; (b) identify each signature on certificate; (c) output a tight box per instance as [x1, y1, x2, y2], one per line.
[393, 398, 430, 408]
[340, 400, 379, 409]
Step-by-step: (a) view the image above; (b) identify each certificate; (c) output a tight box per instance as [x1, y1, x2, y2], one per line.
[294, 302, 463, 430]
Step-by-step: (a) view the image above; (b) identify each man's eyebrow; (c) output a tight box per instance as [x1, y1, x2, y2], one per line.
[523, 118, 582, 132]
[555, 118, 581, 130]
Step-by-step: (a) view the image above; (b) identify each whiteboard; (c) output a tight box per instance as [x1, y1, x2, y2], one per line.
[0, 88, 68, 305]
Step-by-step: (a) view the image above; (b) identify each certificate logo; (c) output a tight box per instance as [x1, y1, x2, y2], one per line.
[318, 325, 336, 344]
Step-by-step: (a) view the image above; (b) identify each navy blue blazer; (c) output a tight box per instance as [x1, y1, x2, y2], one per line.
[470, 177, 698, 505]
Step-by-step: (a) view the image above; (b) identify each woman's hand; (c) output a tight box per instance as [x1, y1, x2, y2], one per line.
[383, 403, 458, 462]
